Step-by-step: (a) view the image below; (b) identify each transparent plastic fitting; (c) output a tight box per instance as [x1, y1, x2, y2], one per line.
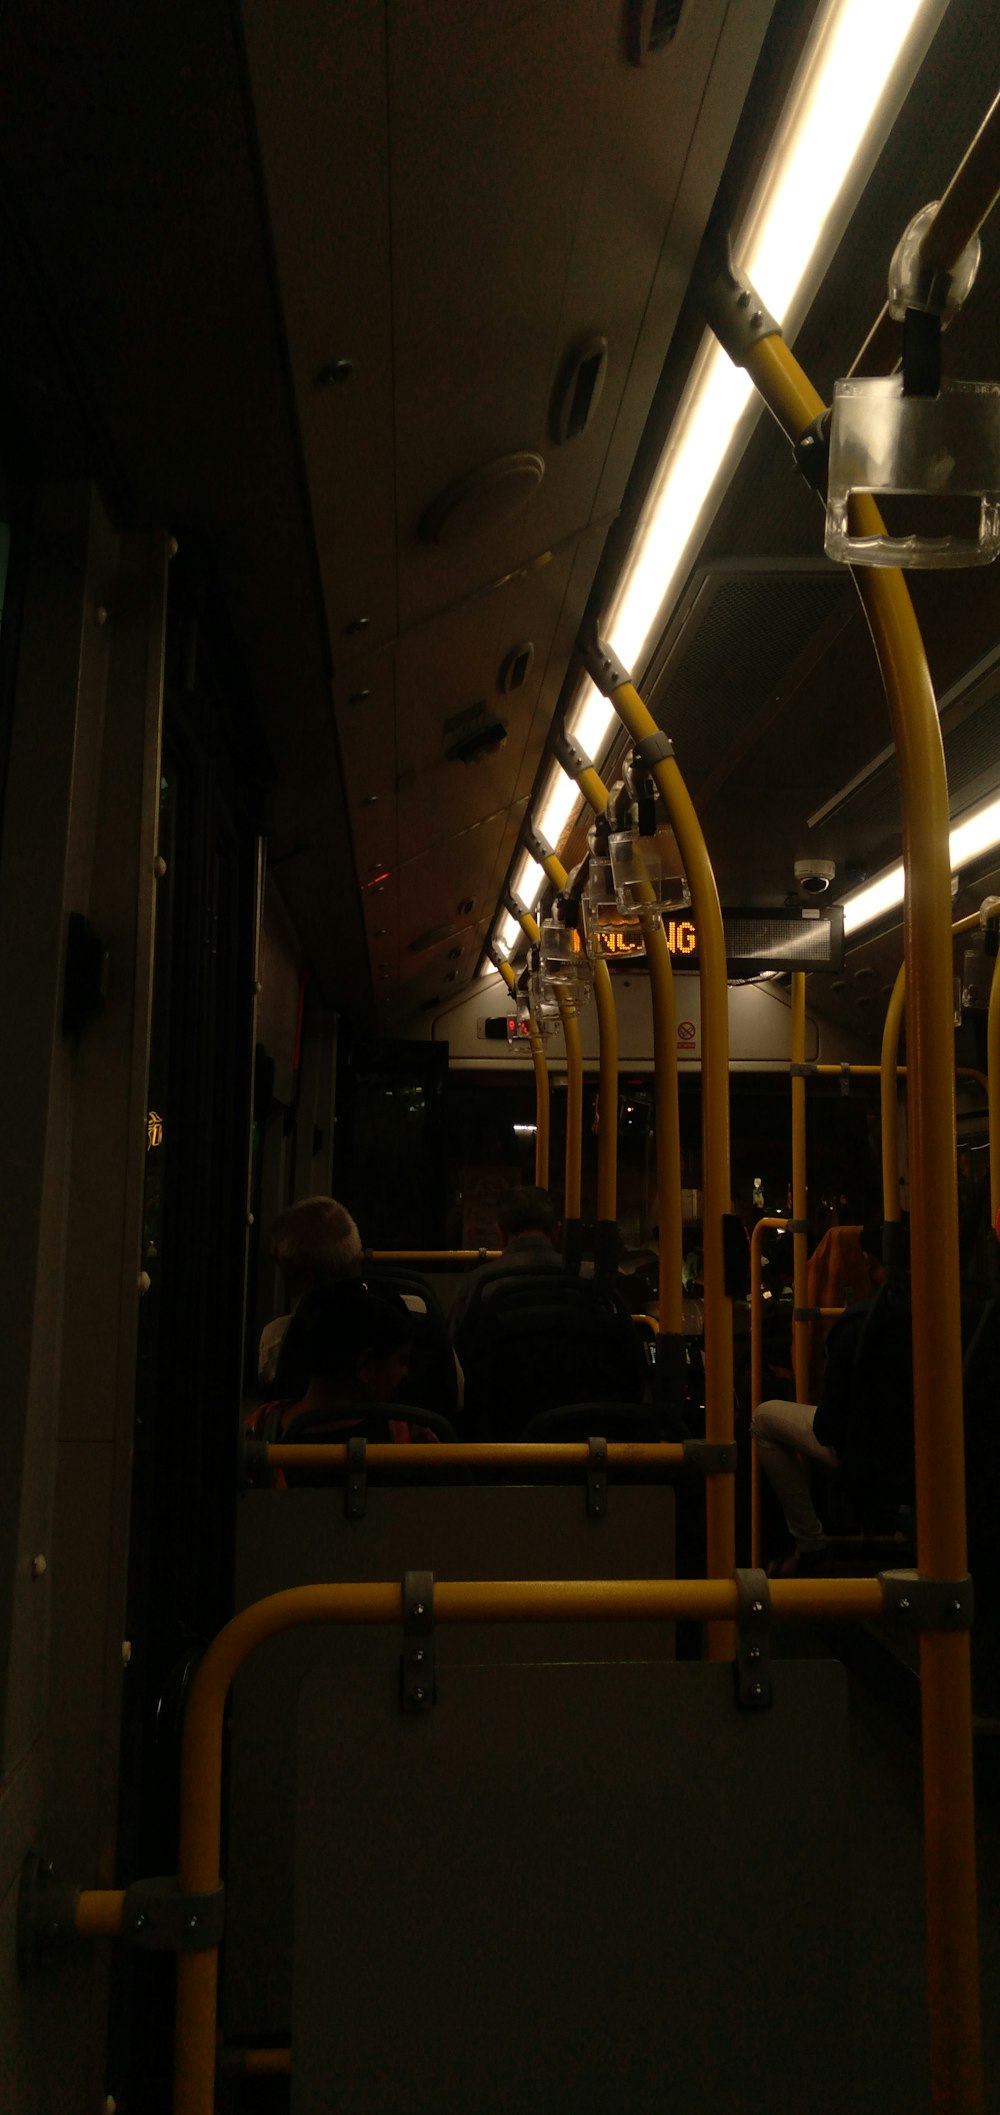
[887, 202, 980, 325]
[516, 988, 558, 1038]
[825, 376, 1000, 569]
[539, 917, 592, 1001]
[582, 841, 690, 949]
[526, 973, 569, 1028]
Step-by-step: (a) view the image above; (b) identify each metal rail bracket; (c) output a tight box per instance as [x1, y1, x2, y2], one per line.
[634, 729, 675, 768]
[681, 1440, 738, 1478]
[879, 1569, 974, 1632]
[121, 1876, 226, 1952]
[345, 1435, 367, 1519]
[587, 1436, 609, 1517]
[734, 1569, 773, 1711]
[400, 1570, 436, 1713]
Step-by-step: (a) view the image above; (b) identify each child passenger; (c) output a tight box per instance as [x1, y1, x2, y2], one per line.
[246, 1280, 439, 1482]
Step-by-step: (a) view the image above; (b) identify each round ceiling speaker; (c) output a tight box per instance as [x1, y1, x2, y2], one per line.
[419, 451, 545, 547]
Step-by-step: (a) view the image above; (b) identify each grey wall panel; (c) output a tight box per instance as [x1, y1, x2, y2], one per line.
[293, 1659, 850, 2115]
[227, 1483, 675, 2034]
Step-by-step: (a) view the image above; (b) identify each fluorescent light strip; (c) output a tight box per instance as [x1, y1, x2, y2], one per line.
[496, 910, 522, 954]
[841, 791, 1000, 936]
[512, 850, 544, 913]
[491, 0, 940, 962]
[605, 0, 934, 676]
[535, 764, 579, 850]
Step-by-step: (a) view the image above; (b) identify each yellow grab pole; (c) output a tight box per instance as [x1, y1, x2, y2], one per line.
[528, 842, 586, 1241]
[530, 1030, 551, 1190]
[592, 953, 619, 1228]
[557, 989, 584, 1229]
[592, 668, 734, 1646]
[881, 965, 906, 1225]
[749, 1217, 789, 1568]
[790, 973, 810, 1402]
[504, 910, 552, 1191]
[645, 920, 684, 1338]
[561, 740, 684, 1338]
[989, 947, 1000, 1228]
[743, 324, 981, 2115]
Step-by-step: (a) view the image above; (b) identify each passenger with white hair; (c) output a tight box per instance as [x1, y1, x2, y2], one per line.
[258, 1195, 363, 1386]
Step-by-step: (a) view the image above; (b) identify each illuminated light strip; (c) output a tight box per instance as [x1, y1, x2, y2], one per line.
[605, 0, 936, 674]
[491, 0, 941, 959]
[512, 850, 545, 913]
[841, 791, 1000, 936]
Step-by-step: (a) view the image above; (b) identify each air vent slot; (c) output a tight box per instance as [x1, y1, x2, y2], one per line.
[499, 641, 534, 694]
[626, 0, 684, 66]
[550, 336, 608, 445]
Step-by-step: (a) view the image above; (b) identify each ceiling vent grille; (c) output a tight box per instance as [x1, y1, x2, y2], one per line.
[626, 0, 685, 66]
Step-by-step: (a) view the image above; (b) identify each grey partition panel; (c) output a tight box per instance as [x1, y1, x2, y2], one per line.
[293, 1660, 850, 2115]
[226, 1485, 675, 2035]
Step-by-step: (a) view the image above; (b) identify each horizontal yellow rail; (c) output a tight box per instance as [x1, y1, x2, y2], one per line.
[64, 1571, 905, 2113]
[366, 1249, 501, 1264]
[262, 1440, 686, 1471]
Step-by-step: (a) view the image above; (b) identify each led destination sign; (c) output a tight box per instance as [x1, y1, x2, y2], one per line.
[599, 905, 844, 975]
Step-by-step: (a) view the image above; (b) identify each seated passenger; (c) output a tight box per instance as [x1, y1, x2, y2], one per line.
[750, 1226, 888, 1575]
[247, 1281, 440, 1482]
[449, 1184, 564, 1338]
[258, 1195, 362, 1386]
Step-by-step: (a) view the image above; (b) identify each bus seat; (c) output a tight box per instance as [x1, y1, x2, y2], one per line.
[805, 1225, 878, 1400]
[836, 1282, 915, 1527]
[291, 1657, 851, 2113]
[456, 1272, 646, 1438]
[520, 1400, 663, 1444]
[273, 1271, 460, 1421]
[225, 1479, 676, 2039]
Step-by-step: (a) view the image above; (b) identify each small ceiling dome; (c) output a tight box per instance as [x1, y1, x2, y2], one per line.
[419, 452, 545, 547]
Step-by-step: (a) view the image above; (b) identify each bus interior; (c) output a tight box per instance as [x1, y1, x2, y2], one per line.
[2, 2, 1000, 2110]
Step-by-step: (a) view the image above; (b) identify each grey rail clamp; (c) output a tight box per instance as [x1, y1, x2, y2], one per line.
[400, 1570, 436, 1713]
[587, 1436, 609, 1518]
[733, 1568, 773, 1711]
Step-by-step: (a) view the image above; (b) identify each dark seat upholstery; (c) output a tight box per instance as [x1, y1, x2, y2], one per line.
[273, 1267, 459, 1420]
[837, 1282, 914, 1525]
[455, 1270, 646, 1439]
[520, 1400, 663, 1444]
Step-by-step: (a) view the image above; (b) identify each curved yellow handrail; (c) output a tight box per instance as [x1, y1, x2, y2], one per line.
[746, 326, 981, 2115]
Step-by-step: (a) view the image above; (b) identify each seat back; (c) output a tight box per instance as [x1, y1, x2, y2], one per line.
[273, 1271, 459, 1419]
[456, 1271, 646, 1437]
[225, 1478, 677, 2036]
[839, 1284, 914, 1521]
[520, 1400, 662, 1444]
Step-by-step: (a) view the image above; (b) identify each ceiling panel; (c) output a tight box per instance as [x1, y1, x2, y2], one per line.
[242, 0, 398, 663]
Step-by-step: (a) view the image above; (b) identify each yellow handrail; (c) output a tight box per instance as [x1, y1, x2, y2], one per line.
[745, 326, 981, 2115]
[990, 950, 1000, 1226]
[557, 989, 584, 1227]
[262, 1440, 686, 1471]
[881, 966, 907, 1225]
[558, 750, 685, 1364]
[368, 1249, 502, 1264]
[593, 953, 619, 1228]
[496, 952, 550, 1188]
[748, 1216, 788, 1568]
[63, 1568, 917, 2112]
[790, 973, 809, 1401]
[595, 683, 734, 1650]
